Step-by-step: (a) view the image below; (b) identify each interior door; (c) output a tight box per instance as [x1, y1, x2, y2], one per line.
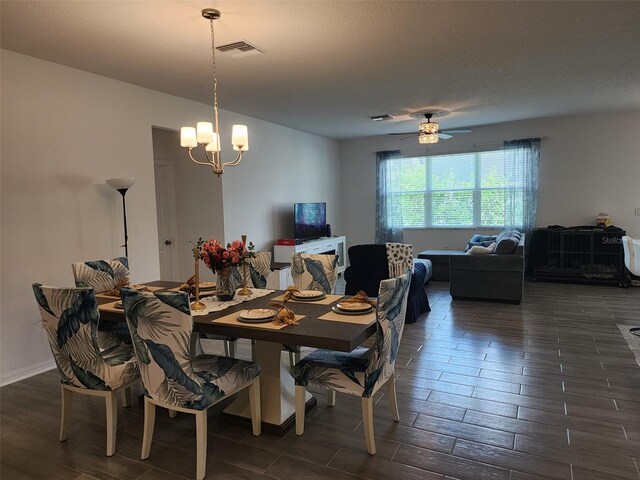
[154, 162, 179, 280]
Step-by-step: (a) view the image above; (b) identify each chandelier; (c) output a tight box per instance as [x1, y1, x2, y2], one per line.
[180, 9, 248, 176]
[418, 113, 439, 144]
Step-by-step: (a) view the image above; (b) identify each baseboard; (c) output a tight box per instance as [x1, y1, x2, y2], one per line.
[0, 359, 56, 387]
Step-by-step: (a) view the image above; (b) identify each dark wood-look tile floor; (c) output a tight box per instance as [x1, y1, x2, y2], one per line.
[2, 280, 640, 479]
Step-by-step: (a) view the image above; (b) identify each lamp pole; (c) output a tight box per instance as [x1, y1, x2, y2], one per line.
[106, 177, 136, 258]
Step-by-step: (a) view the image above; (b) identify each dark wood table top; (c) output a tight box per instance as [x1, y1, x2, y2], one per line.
[98, 281, 377, 352]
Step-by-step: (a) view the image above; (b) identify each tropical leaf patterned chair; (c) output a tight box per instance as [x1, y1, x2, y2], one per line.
[31, 284, 140, 457]
[229, 251, 272, 290]
[285, 253, 339, 366]
[120, 289, 261, 480]
[71, 257, 132, 343]
[290, 253, 339, 294]
[291, 272, 411, 455]
[71, 257, 130, 292]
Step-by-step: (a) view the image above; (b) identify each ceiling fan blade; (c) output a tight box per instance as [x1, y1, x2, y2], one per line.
[437, 133, 453, 139]
[440, 129, 472, 134]
[388, 132, 418, 136]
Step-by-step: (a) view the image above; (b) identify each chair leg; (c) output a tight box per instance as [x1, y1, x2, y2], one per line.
[224, 340, 230, 357]
[294, 351, 301, 364]
[361, 397, 376, 455]
[59, 385, 73, 442]
[386, 375, 400, 422]
[228, 340, 237, 358]
[248, 379, 262, 436]
[105, 391, 118, 456]
[288, 351, 295, 367]
[121, 386, 132, 408]
[328, 390, 336, 407]
[190, 332, 203, 358]
[168, 409, 177, 418]
[141, 398, 156, 460]
[195, 410, 208, 480]
[295, 385, 306, 435]
[251, 340, 257, 361]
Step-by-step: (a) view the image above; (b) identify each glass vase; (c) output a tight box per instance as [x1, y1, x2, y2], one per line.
[216, 267, 236, 301]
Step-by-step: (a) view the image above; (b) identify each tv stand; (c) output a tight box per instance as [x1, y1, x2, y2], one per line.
[273, 236, 346, 274]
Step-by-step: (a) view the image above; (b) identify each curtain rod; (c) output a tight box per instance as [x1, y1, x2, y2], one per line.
[370, 136, 547, 155]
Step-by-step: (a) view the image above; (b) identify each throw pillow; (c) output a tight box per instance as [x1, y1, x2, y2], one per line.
[465, 234, 497, 252]
[467, 242, 497, 255]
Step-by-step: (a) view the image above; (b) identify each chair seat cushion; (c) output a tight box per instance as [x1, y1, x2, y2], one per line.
[183, 355, 261, 410]
[291, 347, 370, 397]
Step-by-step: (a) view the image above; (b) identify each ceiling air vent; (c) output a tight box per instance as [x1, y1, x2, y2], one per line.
[216, 41, 264, 59]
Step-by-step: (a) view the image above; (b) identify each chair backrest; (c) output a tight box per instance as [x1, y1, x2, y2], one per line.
[31, 284, 132, 390]
[363, 271, 411, 396]
[230, 251, 272, 289]
[385, 243, 414, 277]
[121, 289, 221, 410]
[622, 236, 640, 276]
[291, 253, 338, 293]
[72, 257, 130, 293]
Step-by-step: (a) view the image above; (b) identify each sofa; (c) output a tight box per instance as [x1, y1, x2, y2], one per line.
[344, 244, 432, 323]
[418, 229, 525, 304]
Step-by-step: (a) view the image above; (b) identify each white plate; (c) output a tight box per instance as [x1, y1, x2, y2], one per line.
[239, 308, 276, 320]
[199, 281, 216, 290]
[336, 301, 372, 312]
[293, 290, 324, 298]
[332, 305, 373, 316]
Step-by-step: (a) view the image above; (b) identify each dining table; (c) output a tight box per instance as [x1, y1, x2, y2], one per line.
[97, 280, 378, 435]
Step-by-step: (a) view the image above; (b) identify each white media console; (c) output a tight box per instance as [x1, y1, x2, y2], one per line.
[273, 236, 346, 274]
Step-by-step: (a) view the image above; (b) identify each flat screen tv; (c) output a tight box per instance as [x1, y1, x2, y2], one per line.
[294, 202, 326, 240]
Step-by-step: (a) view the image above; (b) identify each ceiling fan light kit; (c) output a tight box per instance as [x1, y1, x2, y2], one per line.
[388, 111, 472, 144]
[419, 114, 440, 144]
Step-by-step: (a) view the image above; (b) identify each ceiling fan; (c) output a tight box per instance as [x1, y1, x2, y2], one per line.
[389, 113, 472, 144]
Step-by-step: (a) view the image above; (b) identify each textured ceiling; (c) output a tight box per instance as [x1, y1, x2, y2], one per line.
[2, 1, 639, 139]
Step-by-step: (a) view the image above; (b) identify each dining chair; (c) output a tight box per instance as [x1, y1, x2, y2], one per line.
[71, 257, 130, 293]
[290, 252, 339, 293]
[120, 289, 262, 480]
[31, 284, 140, 456]
[230, 251, 272, 289]
[291, 271, 411, 455]
[284, 253, 339, 366]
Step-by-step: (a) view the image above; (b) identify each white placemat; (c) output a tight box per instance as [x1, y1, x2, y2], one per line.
[191, 288, 275, 316]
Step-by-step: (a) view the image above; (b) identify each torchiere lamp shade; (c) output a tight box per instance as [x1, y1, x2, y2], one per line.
[106, 177, 136, 192]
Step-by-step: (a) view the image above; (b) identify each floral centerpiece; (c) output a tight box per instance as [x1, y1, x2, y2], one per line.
[197, 238, 253, 300]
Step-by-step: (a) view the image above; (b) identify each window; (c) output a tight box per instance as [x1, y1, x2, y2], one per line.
[387, 150, 524, 228]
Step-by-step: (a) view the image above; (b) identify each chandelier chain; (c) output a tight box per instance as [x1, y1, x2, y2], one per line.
[209, 19, 218, 120]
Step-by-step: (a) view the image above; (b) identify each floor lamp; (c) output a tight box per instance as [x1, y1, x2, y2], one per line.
[106, 177, 135, 258]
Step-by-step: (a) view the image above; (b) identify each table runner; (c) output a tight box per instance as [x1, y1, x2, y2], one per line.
[211, 310, 304, 330]
[191, 288, 275, 316]
[318, 310, 376, 325]
[270, 293, 343, 305]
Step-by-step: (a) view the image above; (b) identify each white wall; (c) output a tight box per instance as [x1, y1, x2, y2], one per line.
[0, 50, 340, 382]
[340, 110, 640, 253]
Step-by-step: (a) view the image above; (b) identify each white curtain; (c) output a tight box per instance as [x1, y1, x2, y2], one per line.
[504, 138, 540, 236]
[375, 150, 404, 244]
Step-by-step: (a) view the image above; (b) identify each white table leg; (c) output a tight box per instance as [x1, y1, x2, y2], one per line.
[223, 340, 312, 427]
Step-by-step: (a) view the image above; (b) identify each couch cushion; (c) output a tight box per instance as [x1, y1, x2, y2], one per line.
[495, 229, 522, 255]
